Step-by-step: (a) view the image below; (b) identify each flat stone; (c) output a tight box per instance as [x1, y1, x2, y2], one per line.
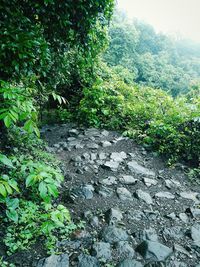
[100, 176, 117, 186]
[106, 208, 123, 224]
[179, 192, 200, 202]
[163, 227, 184, 240]
[87, 143, 99, 149]
[127, 161, 155, 177]
[190, 224, 200, 242]
[189, 207, 200, 218]
[101, 130, 109, 137]
[92, 242, 111, 260]
[101, 226, 129, 243]
[141, 228, 158, 242]
[117, 187, 133, 201]
[117, 241, 135, 259]
[37, 254, 69, 267]
[165, 179, 181, 189]
[78, 254, 99, 267]
[116, 259, 143, 267]
[101, 141, 112, 147]
[97, 186, 114, 198]
[102, 161, 119, 171]
[135, 189, 153, 204]
[111, 152, 127, 162]
[99, 152, 107, 160]
[119, 175, 138, 185]
[178, 213, 188, 223]
[136, 240, 173, 261]
[143, 178, 158, 187]
[155, 192, 175, 199]
[82, 185, 94, 199]
[68, 129, 79, 136]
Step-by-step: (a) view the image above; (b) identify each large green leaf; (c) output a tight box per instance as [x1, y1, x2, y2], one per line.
[0, 154, 14, 168]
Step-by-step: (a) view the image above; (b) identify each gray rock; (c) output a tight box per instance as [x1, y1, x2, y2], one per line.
[144, 263, 165, 267]
[99, 152, 107, 160]
[102, 226, 129, 243]
[82, 185, 94, 199]
[165, 179, 181, 189]
[101, 141, 112, 147]
[127, 161, 155, 177]
[163, 227, 184, 240]
[78, 254, 100, 267]
[166, 212, 177, 220]
[117, 241, 135, 259]
[97, 186, 114, 198]
[155, 192, 175, 199]
[87, 143, 99, 149]
[143, 178, 158, 187]
[135, 189, 153, 204]
[136, 240, 173, 261]
[103, 161, 120, 171]
[173, 243, 191, 257]
[117, 187, 133, 201]
[141, 228, 158, 242]
[111, 152, 127, 162]
[179, 192, 200, 202]
[189, 207, 200, 218]
[100, 176, 117, 186]
[101, 130, 109, 137]
[90, 216, 99, 227]
[92, 242, 111, 260]
[190, 224, 200, 242]
[116, 259, 143, 267]
[68, 129, 79, 136]
[106, 208, 123, 224]
[37, 254, 69, 267]
[119, 175, 138, 185]
[178, 213, 188, 223]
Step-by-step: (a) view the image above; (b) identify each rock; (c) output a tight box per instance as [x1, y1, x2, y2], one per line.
[91, 153, 97, 161]
[173, 243, 191, 257]
[119, 175, 138, 185]
[100, 176, 117, 186]
[102, 161, 119, 171]
[190, 224, 200, 242]
[166, 212, 177, 220]
[189, 207, 200, 218]
[87, 143, 99, 149]
[136, 240, 173, 261]
[127, 161, 155, 177]
[69, 129, 79, 136]
[163, 227, 184, 240]
[117, 187, 133, 201]
[90, 216, 99, 227]
[100, 141, 112, 147]
[106, 208, 123, 224]
[165, 179, 181, 189]
[101, 130, 109, 137]
[116, 259, 143, 267]
[82, 153, 91, 161]
[178, 213, 188, 223]
[155, 192, 175, 199]
[97, 186, 114, 198]
[134, 189, 153, 204]
[92, 242, 111, 260]
[141, 228, 158, 242]
[78, 254, 100, 267]
[179, 192, 200, 202]
[110, 152, 127, 162]
[99, 152, 107, 160]
[82, 185, 94, 199]
[37, 254, 69, 267]
[101, 226, 129, 243]
[116, 241, 135, 259]
[143, 178, 158, 187]
[144, 263, 165, 267]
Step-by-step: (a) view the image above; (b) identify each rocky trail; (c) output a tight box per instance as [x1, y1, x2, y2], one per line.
[37, 123, 200, 267]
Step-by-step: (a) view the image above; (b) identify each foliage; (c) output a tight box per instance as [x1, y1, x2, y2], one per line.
[104, 10, 200, 96]
[78, 70, 200, 165]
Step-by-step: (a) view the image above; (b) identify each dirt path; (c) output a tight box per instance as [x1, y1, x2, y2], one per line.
[38, 123, 200, 267]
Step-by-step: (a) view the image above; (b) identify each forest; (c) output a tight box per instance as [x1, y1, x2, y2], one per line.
[0, 0, 200, 266]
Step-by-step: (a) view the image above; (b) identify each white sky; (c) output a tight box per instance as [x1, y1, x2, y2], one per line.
[117, 0, 200, 42]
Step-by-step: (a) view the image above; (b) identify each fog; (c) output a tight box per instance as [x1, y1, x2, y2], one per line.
[117, 0, 200, 43]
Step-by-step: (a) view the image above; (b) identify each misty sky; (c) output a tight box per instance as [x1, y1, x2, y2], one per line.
[117, 0, 200, 42]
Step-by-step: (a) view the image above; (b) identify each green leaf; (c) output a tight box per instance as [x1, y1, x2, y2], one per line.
[0, 154, 14, 168]
[6, 209, 18, 222]
[0, 184, 7, 197]
[47, 184, 58, 198]
[26, 174, 36, 187]
[4, 115, 12, 128]
[6, 198, 19, 210]
[39, 181, 47, 199]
